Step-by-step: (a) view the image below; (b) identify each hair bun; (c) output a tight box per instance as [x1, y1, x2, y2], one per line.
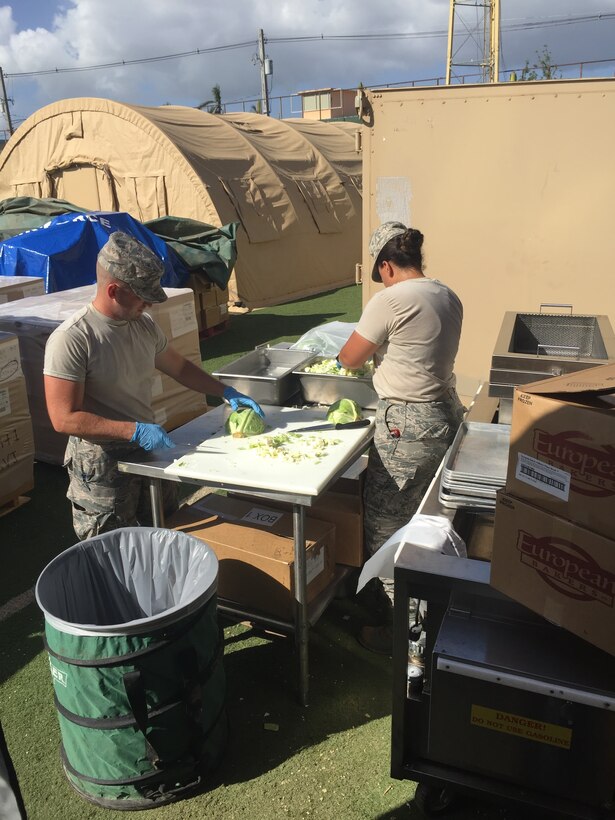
[400, 228, 424, 254]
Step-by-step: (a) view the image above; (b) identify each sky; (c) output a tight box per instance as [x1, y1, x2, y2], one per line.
[1, 0, 615, 135]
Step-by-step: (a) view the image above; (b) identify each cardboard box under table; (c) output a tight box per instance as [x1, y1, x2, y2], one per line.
[168, 494, 336, 621]
[234, 483, 365, 568]
[491, 490, 615, 657]
[506, 363, 615, 539]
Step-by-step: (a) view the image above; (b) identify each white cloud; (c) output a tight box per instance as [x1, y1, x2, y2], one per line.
[2, 0, 615, 131]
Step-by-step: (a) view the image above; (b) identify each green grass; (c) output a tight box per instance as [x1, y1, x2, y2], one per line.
[0, 285, 519, 820]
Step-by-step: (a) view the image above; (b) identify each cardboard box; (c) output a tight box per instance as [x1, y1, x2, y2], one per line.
[0, 332, 34, 506]
[148, 292, 207, 430]
[0, 276, 45, 304]
[230, 469, 365, 568]
[168, 493, 336, 620]
[506, 364, 615, 539]
[308, 491, 363, 567]
[491, 491, 615, 657]
[215, 286, 229, 307]
[204, 305, 223, 329]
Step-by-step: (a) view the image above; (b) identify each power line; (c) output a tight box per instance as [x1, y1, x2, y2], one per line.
[4, 40, 255, 78]
[4, 11, 615, 80]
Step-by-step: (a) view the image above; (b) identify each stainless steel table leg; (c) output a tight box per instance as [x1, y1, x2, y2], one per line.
[148, 478, 165, 527]
[293, 504, 309, 706]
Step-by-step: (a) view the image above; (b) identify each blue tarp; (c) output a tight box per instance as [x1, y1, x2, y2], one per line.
[0, 211, 188, 293]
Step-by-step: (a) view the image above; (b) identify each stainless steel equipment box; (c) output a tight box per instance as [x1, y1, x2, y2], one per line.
[212, 347, 315, 406]
[292, 356, 378, 409]
[488, 309, 615, 423]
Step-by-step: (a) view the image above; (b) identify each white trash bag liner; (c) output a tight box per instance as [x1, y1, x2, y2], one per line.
[35, 527, 218, 637]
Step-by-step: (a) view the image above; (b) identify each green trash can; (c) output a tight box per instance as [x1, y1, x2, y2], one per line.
[35, 527, 226, 810]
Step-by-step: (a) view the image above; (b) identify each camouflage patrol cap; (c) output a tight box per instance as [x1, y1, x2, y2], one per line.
[369, 221, 406, 282]
[98, 231, 167, 303]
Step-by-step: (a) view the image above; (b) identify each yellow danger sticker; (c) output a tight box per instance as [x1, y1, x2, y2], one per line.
[471, 705, 571, 749]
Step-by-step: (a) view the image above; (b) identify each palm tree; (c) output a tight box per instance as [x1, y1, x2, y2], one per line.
[197, 84, 223, 113]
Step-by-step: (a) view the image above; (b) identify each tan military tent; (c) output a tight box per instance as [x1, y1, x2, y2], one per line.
[0, 98, 363, 307]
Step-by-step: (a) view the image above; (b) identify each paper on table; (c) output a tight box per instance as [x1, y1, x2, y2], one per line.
[356, 514, 467, 592]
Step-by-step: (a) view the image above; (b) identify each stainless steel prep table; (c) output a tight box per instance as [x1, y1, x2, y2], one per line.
[118, 405, 373, 707]
[390, 388, 615, 818]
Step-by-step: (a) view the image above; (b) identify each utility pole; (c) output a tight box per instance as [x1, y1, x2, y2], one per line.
[257, 29, 271, 116]
[0, 67, 14, 135]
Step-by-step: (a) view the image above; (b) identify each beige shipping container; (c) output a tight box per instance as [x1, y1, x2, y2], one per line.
[361, 78, 615, 404]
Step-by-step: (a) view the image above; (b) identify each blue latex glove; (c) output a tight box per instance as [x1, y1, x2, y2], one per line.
[335, 356, 343, 370]
[131, 422, 175, 451]
[223, 386, 265, 418]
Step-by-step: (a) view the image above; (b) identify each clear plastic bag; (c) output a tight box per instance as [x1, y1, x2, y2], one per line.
[290, 321, 356, 357]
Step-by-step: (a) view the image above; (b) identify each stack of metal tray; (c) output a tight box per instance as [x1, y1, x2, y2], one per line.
[438, 422, 510, 510]
[292, 356, 378, 409]
[212, 347, 316, 406]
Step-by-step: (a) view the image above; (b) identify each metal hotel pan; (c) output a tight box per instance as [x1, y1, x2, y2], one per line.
[437, 486, 497, 511]
[213, 348, 316, 406]
[442, 422, 510, 487]
[292, 356, 378, 409]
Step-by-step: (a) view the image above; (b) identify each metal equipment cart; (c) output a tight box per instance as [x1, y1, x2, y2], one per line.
[391, 394, 615, 819]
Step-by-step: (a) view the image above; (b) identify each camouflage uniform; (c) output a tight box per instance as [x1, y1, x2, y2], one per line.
[65, 437, 178, 541]
[363, 389, 465, 601]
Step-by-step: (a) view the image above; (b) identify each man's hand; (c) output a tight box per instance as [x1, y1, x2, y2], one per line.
[131, 422, 175, 451]
[223, 386, 265, 418]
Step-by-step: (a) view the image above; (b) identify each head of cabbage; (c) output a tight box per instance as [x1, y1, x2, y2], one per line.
[225, 408, 267, 438]
[326, 398, 363, 425]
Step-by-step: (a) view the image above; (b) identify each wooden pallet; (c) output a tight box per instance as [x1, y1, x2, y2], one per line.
[0, 495, 30, 519]
[199, 319, 230, 339]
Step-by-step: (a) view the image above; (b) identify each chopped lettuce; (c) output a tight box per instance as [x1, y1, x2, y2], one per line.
[245, 432, 342, 463]
[303, 358, 374, 378]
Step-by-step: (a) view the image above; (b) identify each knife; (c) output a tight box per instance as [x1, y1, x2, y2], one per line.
[291, 419, 371, 433]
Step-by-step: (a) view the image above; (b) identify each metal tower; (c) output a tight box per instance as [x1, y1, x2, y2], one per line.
[446, 0, 500, 84]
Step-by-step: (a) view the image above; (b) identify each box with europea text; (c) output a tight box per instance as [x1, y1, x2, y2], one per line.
[491, 491, 615, 657]
[506, 363, 615, 539]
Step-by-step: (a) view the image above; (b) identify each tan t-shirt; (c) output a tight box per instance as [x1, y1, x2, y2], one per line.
[355, 278, 462, 402]
[44, 303, 168, 430]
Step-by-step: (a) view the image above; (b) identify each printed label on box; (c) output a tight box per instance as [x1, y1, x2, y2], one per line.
[306, 547, 325, 584]
[515, 452, 570, 501]
[516, 529, 615, 606]
[0, 339, 22, 383]
[242, 507, 284, 528]
[169, 303, 198, 338]
[151, 373, 163, 397]
[0, 386, 10, 417]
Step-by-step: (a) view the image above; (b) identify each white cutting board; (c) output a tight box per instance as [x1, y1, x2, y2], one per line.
[164, 404, 374, 496]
